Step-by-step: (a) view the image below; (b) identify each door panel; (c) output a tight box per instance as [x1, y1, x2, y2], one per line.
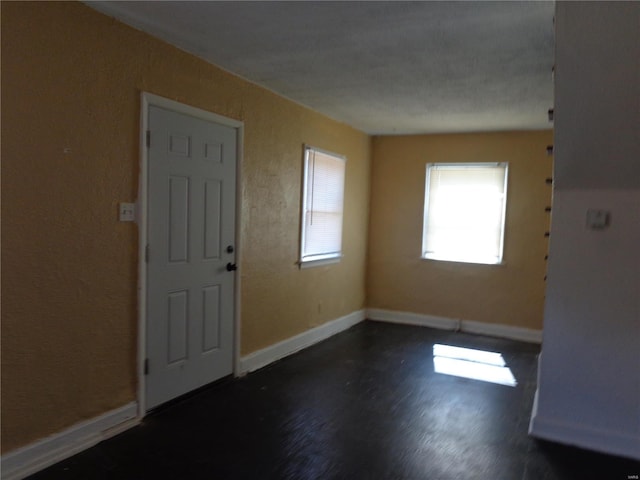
[204, 180, 222, 259]
[146, 105, 236, 409]
[168, 176, 189, 263]
[167, 290, 188, 363]
[202, 285, 221, 351]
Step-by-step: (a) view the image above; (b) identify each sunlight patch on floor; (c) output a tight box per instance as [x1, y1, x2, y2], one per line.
[433, 344, 517, 387]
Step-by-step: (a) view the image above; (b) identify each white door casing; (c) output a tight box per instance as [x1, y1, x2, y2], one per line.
[144, 101, 238, 410]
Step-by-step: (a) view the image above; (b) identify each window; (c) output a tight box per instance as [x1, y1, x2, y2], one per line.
[299, 146, 346, 267]
[422, 163, 508, 265]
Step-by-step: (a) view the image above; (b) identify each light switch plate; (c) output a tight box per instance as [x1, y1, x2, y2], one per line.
[586, 209, 609, 230]
[119, 202, 136, 222]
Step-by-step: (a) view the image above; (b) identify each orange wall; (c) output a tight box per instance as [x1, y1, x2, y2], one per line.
[1, 2, 370, 452]
[367, 131, 553, 329]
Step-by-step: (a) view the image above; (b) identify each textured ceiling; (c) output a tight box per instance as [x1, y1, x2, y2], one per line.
[87, 1, 555, 135]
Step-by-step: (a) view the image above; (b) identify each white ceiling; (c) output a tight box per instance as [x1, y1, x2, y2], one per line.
[87, 1, 555, 135]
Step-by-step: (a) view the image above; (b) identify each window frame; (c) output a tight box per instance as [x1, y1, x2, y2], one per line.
[422, 162, 509, 265]
[299, 145, 346, 268]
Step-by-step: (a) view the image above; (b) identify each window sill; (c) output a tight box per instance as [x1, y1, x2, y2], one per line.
[299, 256, 342, 269]
[421, 256, 505, 266]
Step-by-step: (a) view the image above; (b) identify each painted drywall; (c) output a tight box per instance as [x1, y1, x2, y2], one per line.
[551, 2, 639, 190]
[530, 2, 640, 459]
[1, 2, 370, 453]
[367, 131, 553, 330]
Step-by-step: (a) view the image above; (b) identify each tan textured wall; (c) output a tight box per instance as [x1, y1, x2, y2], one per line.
[367, 131, 553, 329]
[1, 2, 370, 452]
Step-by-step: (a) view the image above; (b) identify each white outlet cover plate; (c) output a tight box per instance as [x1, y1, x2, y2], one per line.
[119, 203, 136, 222]
[586, 209, 609, 229]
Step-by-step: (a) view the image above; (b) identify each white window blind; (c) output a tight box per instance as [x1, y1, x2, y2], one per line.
[300, 146, 346, 265]
[423, 163, 508, 265]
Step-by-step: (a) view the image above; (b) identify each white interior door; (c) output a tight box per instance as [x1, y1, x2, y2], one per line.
[146, 104, 237, 409]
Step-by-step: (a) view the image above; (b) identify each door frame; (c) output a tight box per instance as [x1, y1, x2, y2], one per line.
[137, 92, 244, 417]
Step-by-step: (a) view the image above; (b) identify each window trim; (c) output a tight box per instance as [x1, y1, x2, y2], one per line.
[299, 145, 346, 268]
[422, 162, 509, 265]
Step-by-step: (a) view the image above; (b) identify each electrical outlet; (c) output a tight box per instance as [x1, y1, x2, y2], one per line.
[119, 203, 136, 222]
[586, 209, 609, 230]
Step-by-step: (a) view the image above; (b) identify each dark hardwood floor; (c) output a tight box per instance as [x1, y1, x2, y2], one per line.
[29, 321, 639, 479]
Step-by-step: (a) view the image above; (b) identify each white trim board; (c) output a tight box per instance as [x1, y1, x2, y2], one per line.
[1, 402, 138, 480]
[239, 310, 366, 374]
[529, 409, 640, 461]
[366, 308, 542, 344]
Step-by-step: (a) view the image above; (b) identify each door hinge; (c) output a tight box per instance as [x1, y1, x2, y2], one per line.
[146, 130, 151, 148]
[144, 358, 149, 375]
[145, 244, 150, 263]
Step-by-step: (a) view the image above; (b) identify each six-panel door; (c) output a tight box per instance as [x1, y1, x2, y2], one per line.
[146, 105, 236, 409]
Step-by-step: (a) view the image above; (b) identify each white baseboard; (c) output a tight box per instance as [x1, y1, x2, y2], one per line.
[461, 319, 542, 344]
[366, 308, 542, 344]
[529, 410, 640, 461]
[239, 309, 366, 374]
[1, 402, 139, 480]
[529, 387, 541, 434]
[366, 309, 456, 330]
